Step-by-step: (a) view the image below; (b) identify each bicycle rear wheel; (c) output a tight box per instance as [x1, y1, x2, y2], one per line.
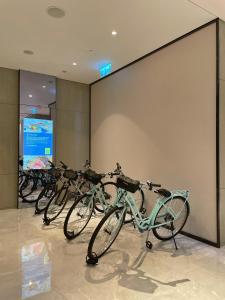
[87, 206, 126, 260]
[64, 193, 94, 240]
[124, 188, 144, 224]
[95, 182, 117, 213]
[152, 196, 190, 241]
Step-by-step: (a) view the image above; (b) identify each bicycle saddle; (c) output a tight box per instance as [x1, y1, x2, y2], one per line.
[155, 188, 171, 198]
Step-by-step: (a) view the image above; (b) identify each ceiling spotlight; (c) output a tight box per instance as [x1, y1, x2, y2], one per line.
[72, 62, 77, 66]
[112, 30, 117, 36]
[47, 6, 65, 18]
[24, 50, 34, 55]
[62, 70, 67, 73]
[42, 85, 46, 88]
[28, 94, 33, 98]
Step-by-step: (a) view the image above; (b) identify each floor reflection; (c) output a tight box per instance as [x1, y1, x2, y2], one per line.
[21, 241, 51, 299]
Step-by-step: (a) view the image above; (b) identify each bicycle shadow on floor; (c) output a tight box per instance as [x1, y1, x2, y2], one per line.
[150, 235, 202, 258]
[85, 248, 190, 295]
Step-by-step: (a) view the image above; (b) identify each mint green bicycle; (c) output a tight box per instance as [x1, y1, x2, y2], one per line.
[63, 166, 145, 240]
[87, 175, 190, 264]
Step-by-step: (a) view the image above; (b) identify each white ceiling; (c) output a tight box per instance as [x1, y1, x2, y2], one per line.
[0, 0, 219, 84]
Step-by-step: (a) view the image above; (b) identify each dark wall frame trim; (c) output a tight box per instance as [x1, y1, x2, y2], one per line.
[216, 18, 220, 248]
[89, 18, 221, 248]
[17, 70, 21, 209]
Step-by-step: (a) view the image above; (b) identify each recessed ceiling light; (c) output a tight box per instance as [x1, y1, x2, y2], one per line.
[62, 70, 67, 73]
[24, 50, 34, 55]
[72, 62, 77, 66]
[112, 30, 117, 36]
[47, 6, 65, 18]
[42, 85, 46, 89]
[28, 94, 33, 98]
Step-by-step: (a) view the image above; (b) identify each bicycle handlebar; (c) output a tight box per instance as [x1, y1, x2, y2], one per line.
[60, 161, 68, 169]
[147, 181, 161, 191]
[48, 160, 55, 168]
[83, 160, 90, 169]
[140, 181, 161, 190]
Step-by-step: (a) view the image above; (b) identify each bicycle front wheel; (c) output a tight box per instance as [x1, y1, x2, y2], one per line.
[35, 183, 57, 214]
[87, 206, 126, 260]
[64, 193, 94, 240]
[43, 187, 68, 224]
[152, 196, 190, 241]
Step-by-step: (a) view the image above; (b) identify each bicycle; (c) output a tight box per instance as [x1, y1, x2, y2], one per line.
[34, 160, 68, 214]
[86, 174, 190, 264]
[94, 163, 145, 224]
[43, 161, 91, 225]
[19, 169, 46, 203]
[63, 163, 145, 240]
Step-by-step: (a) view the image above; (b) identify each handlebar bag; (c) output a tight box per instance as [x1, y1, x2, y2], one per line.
[84, 169, 102, 185]
[117, 175, 140, 193]
[48, 168, 61, 179]
[63, 169, 78, 181]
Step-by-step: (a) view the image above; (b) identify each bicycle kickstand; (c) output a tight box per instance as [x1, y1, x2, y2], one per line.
[171, 229, 178, 250]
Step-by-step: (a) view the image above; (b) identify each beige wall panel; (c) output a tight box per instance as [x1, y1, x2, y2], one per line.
[0, 67, 18, 210]
[219, 20, 225, 244]
[0, 174, 17, 209]
[220, 189, 225, 245]
[0, 67, 18, 105]
[57, 79, 89, 112]
[220, 80, 225, 190]
[0, 104, 18, 174]
[219, 20, 225, 81]
[91, 24, 217, 242]
[56, 79, 89, 170]
[56, 111, 89, 170]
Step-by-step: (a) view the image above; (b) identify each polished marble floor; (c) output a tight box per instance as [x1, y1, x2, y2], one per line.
[1, 207, 225, 300]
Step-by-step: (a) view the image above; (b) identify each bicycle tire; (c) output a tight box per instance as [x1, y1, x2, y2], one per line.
[20, 176, 44, 203]
[124, 188, 145, 224]
[152, 196, 190, 241]
[87, 206, 126, 260]
[94, 182, 117, 213]
[63, 193, 94, 240]
[35, 183, 57, 214]
[43, 187, 69, 224]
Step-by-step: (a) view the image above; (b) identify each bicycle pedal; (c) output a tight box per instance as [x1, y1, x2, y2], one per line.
[146, 241, 153, 249]
[140, 208, 146, 214]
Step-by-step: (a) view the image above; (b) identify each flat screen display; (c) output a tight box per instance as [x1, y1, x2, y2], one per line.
[23, 118, 53, 169]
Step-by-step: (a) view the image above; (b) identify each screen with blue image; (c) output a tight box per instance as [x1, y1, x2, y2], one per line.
[23, 118, 53, 169]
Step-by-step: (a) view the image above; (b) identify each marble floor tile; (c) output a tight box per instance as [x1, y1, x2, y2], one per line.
[0, 208, 225, 300]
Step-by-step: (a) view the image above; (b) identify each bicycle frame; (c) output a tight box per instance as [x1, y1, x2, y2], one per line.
[85, 185, 111, 212]
[115, 188, 189, 232]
